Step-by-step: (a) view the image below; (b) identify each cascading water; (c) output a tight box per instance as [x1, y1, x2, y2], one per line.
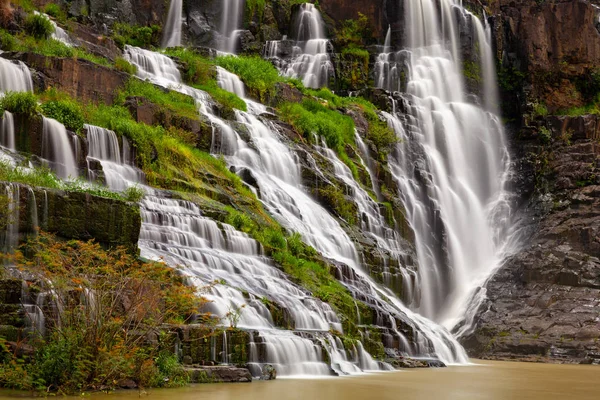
[86, 124, 145, 191]
[376, 0, 515, 334]
[41, 117, 79, 180]
[0, 111, 15, 151]
[266, 3, 333, 88]
[0, 58, 32, 159]
[0, 58, 34, 94]
[215, 67, 467, 364]
[161, 0, 182, 48]
[0, 183, 19, 254]
[219, 0, 245, 53]
[124, 45, 467, 375]
[122, 46, 371, 375]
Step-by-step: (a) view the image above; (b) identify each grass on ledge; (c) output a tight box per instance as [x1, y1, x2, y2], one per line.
[116, 78, 201, 121]
[215, 55, 283, 101]
[0, 161, 125, 201]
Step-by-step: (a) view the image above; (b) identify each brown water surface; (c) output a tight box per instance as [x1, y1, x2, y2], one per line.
[0, 361, 597, 400]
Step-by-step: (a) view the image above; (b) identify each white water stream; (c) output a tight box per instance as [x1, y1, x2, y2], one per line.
[266, 3, 333, 88]
[375, 0, 516, 334]
[161, 0, 183, 48]
[219, 0, 245, 53]
[123, 45, 467, 374]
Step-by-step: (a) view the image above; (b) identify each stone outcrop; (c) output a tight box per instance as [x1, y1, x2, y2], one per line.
[185, 366, 252, 383]
[492, 0, 600, 112]
[462, 114, 600, 364]
[2, 52, 128, 105]
[6, 182, 142, 251]
[124, 96, 213, 152]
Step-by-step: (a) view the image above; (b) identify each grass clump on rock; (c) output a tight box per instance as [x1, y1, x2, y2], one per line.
[24, 12, 54, 39]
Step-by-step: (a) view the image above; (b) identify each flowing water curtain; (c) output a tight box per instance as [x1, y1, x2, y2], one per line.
[219, 0, 245, 53]
[265, 3, 334, 88]
[161, 0, 183, 48]
[377, 0, 516, 333]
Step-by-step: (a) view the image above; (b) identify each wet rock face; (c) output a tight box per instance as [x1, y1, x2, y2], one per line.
[463, 116, 600, 364]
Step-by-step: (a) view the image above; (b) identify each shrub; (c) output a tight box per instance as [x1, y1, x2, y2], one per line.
[112, 23, 162, 49]
[0, 29, 16, 51]
[164, 48, 214, 86]
[44, 3, 66, 23]
[532, 102, 549, 117]
[0, 233, 204, 393]
[40, 99, 85, 133]
[115, 56, 137, 75]
[24, 13, 55, 39]
[124, 185, 145, 202]
[539, 126, 552, 144]
[336, 13, 373, 47]
[0, 91, 40, 115]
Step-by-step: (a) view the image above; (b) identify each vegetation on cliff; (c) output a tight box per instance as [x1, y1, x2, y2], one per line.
[0, 233, 205, 393]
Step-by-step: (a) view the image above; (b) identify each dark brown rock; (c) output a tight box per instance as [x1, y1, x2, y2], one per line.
[185, 366, 252, 383]
[462, 115, 600, 364]
[3, 52, 128, 105]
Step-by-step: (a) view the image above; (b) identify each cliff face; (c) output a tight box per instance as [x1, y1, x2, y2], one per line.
[458, 0, 600, 363]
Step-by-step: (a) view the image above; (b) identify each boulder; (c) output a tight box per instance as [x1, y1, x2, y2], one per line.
[185, 366, 252, 383]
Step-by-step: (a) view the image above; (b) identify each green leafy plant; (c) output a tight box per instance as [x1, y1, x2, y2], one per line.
[40, 99, 85, 133]
[124, 185, 145, 202]
[0, 91, 40, 116]
[112, 23, 162, 49]
[24, 13, 55, 39]
[44, 3, 66, 23]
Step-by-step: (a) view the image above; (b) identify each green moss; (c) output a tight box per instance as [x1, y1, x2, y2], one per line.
[114, 57, 137, 75]
[463, 60, 482, 84]
[195, 83, 247, 112]
[279, 99, 355, 151]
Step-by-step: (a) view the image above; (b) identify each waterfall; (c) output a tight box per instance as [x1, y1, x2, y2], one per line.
[86, 124, 145, 191]
[1, 111, 15, 150]
[376, 0, 515, 333]
[215, 67, 467, 364]
[161, 0, 183, 48]
[124, 45, 468, 374]
[0, 58, 33, 156]
[219, 0, 245, 53]
[33, 12, 73, 47]
[0, 58, 34, 94]
[1, 183, 20, 254]
[41, 117, 79, 180]
[283, 3, 333, 88]
[265, 3, 333, 88]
